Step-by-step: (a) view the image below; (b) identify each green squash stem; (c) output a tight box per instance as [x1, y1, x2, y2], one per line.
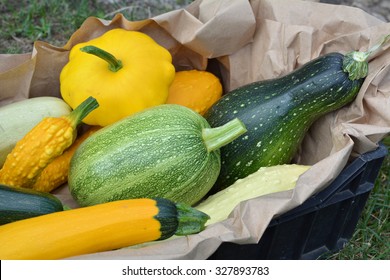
[67, 96, 99, 127]
[174, 202, 210, 236]
[80, 45, 123, 72]
[343, 33, 390, 80]
[202, 118, 247, 152]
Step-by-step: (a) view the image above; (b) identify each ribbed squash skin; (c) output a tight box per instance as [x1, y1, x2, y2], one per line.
[205, 53, 363, 192]
[69, 104, 220, 207]
[0, 184, 64, 225]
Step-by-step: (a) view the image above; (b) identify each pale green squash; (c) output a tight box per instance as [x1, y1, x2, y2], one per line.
[69, 104, 246, 206]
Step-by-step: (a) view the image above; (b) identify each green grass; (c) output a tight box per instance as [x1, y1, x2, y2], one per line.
[0, 0, 388, 260]
[320, 138, 389, 259]
[337, 138, 389, 259]
[0, 0, 104, 53]
[0, 0, 193, 53]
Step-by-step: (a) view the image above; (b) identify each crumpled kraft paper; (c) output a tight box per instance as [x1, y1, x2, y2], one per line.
[0, 0, 389, 259]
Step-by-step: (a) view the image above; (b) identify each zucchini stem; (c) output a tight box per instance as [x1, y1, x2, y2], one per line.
[80, 45, 123, 72]
[366, 33, 390, 57]
[343, 33, 390, 80]
[67, 96, 99, 127]
[174, 203, 210, 235]
[202, 118, 247, 152]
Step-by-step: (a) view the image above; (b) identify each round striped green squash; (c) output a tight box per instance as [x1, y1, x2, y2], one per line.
[68, 104, 246, 207]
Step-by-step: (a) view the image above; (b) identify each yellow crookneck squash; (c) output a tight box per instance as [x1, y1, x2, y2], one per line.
[60, 28, 176, 126]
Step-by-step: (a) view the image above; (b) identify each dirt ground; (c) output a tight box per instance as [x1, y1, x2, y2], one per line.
[320, 0, 390, 21]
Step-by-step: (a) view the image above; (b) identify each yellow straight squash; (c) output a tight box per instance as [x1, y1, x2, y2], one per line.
[0, 198, 209, 260]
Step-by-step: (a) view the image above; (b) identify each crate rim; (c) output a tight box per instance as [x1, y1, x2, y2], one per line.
[269, 142, 388, 226]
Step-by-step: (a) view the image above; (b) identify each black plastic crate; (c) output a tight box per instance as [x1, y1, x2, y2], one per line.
[209, 143, 388, 260]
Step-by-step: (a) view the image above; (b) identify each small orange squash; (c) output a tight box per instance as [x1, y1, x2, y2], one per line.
[166, 70, 223, 115]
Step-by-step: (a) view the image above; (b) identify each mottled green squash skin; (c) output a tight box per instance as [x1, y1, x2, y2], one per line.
[69, 104, 221, 207]
[0, 184, 64, 225]
[204, 53, 363, 192]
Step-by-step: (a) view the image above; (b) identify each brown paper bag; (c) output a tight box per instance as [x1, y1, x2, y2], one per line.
[0, 0, 389, 259]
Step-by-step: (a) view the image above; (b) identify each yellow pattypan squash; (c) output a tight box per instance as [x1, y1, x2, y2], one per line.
[60, 28, 176, 126]
[166, 70, 223, 115]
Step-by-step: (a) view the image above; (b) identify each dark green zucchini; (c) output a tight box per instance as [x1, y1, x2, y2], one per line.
[0, 184, 64, 225]
[205, 35, 390, 192]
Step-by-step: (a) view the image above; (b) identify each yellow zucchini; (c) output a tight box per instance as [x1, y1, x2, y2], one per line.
[0, 198, 209, 260]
